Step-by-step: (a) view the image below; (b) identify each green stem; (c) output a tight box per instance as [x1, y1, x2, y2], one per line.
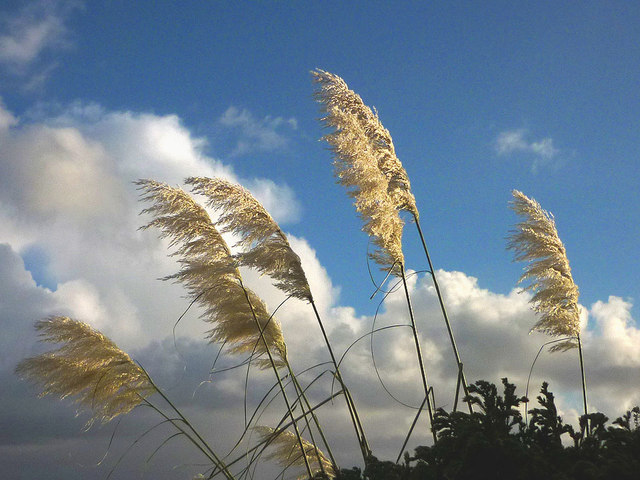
[239, 281, 313, 478]
[213, 391, 343, 478]
[577, 333, 589, 435]
[413, 215, 473, 414]
[400, 264, 437, 443]
[395, 395, 428, 464]
[287, 365, 338, 473]
[140, 387, 235, 480]
[310, 298, 372, 461]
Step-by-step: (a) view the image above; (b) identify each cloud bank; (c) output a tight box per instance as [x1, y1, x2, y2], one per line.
[2, 101, 638, 478]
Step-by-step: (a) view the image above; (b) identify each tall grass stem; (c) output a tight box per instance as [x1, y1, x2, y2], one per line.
[400, 264, 437, 443]
[310, 300, 372, 461]
[413, 215, 473, 414]
[577, 334, 589, 435]
[239, 281, 313, 478]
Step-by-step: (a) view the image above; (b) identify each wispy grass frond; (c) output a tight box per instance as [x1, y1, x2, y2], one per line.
[255, 426, 335, 479]
[185, 176, 312, 302]
[507, 190, 580, 351]
[136, 179, 287, 368]
[312, 68, 418, 218]
[312, 73, 406, 273]
[312, 70, 408, 273]
[15, 316, 155, 425]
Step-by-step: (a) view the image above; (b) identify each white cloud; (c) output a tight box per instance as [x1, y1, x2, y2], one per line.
[0, 101, 302, 350]
[0, 98, 17, 131]
[0, 1, 76, 84]
[2, 101, 638, 477]
[495, 129, 560, 171]
[218, 105, 298, 156]
[4, 226, 640, 474]
[589, 296, 640, 367]
[495, 129, 529, 154]
[246, 178, 301, 224]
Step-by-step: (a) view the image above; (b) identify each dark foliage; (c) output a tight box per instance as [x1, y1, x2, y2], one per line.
[336, 379, 640, 480]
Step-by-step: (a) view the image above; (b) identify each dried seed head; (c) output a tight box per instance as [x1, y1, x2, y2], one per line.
[312, 69, 418, 218]
[186, 176, 312, 302]
[137, 179, 287, 368]
[313, 69, 419, 274]
[507, 190, 580, 351]
[255, 426, 335, 479]
[15, 316, 155, 425]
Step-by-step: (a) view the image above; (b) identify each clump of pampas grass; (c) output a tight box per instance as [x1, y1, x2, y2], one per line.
[186, 175, 369, 462]
[138, 178, 324, 477]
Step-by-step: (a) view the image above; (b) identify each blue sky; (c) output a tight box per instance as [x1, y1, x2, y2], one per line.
[1, 2, 639, 479]
[3, 1, 639, 309]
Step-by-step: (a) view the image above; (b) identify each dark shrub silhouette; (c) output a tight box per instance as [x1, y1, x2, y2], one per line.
[337, 379, 640, 480]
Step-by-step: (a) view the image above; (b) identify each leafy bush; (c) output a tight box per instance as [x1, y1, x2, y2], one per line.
[337, 379, 640, 480]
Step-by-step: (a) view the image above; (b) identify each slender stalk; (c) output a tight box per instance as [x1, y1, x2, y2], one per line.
[452, 363, 463, 412]
[141, 383, 235, 480]
[212, 391, 343, 479]
[524, 337, 574, 426]
[399, 264, 437, 443]
[285, 366, 329, 477]
[287, 366, 338, 473]
[238, 282, 313, 478]
[395, 395, 428, 464]
[413, 215, 473, 414]
[310, 299, 372, 461]
[577, 333, 589, 435]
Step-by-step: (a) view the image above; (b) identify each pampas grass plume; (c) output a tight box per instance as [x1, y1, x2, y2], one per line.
[507, 190, 580, 351]
[255, 426, 335, 479]
[15, 316, 155, 425]
[186, 176, 312, 302]
[312, 70, 409, 273]
[137, 179, 287, 368]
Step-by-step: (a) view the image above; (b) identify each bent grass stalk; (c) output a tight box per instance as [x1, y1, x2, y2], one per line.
[237, 280, 314, 478]
[400, 264, 437, 443]
[313, 68, 474, 418]
[309, 299, 371, 459]
[413, 217, 473, 413]
[188, 176, 370, 463]
[507, 190, 588, 426]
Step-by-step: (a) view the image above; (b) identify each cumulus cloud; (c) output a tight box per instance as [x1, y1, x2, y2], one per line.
[2, 100, 638, 478]
[4, 232, 640, 475]
[495, 129, 560, 171]
[0, 101, 302, 350]
[218, 105, 298, 156]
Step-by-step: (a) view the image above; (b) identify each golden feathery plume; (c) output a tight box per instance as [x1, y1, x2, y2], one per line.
[312, 71, 405, 272]
[185, 176, 312, 302]
[312, 68, 418, 218]
[507, 190, 580, 351]
[255, 426, 335, 479]
[15, 316, 155, 425]
[136, 179, 287, 368]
